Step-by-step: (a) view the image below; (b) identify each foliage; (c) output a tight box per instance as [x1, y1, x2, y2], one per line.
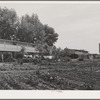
[16, 14, 58, 54]
[0, 7, 18, 40]
[0, 59, 99, 90]
[51, 46, 71, 61]
[0, 7, 58, 54]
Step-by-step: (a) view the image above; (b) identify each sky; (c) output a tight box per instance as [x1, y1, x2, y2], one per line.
[0, 2, 100, 54]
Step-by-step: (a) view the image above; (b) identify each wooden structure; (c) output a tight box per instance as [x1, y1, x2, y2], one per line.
[68, 49, 89, 59]
[0, 39, 38, 53]
[0, 39, 39, 62]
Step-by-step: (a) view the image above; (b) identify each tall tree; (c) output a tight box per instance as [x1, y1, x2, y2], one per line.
[43, 25, 58, 46]
[0, 7, 59, 54]
[17, 14, 44, 43]
[17, 14, 58, 54]
[0, 7, 18, 40]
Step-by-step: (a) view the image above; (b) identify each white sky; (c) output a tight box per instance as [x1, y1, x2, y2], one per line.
[0, 2, 100, 54]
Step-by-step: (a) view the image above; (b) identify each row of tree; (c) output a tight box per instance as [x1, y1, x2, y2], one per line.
[51, 46, 70, 61]
[51, 46, 85, 61]
[0, 7, 58, 54]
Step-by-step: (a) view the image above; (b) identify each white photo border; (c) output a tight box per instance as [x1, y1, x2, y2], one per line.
[0, 1, 100, 99]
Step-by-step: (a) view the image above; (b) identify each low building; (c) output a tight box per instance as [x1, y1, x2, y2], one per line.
[0, 39, 39, 62]
[0, 39, 38, 53]
[68, 49, 89, 59]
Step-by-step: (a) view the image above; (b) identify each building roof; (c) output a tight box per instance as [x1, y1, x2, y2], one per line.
[0, 39, 38, 53]
[0, 39, 36, 47]
[69, 49, 88, 53]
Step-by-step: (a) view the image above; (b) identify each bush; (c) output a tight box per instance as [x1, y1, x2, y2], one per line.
[70, 54, 78, 59]
[17, 58, 23, 65]
[78, 58, 84, 61]
[16, 53, 23, 59]
[22, 58, 30, 63]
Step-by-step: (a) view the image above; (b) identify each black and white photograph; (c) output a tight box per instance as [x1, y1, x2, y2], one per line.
[0, 1, 100, 91]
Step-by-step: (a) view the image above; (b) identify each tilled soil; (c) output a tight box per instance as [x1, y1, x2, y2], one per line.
[0, 59, 100, 90]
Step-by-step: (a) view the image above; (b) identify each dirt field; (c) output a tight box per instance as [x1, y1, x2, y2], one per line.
[0, 59, 100, 90]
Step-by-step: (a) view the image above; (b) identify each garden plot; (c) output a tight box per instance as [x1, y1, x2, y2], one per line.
[0, 60, 100, 90]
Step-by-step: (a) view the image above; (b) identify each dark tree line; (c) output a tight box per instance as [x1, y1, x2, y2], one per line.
[0, 7, 58, 54]
[51, 46, 71, 61]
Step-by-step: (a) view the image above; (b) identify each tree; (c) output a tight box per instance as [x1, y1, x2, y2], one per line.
[17, 14, 58, 54]
[51, 46, 62, 60]
[43, 25, 58, 46]
[62, 47, 70, 57]
[16, 14, 44, 43]
[0, 7, 18, 40]
[0, 7, 59, 55]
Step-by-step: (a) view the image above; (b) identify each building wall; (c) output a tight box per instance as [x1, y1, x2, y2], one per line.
[68, 49, 89, 59]
[68, 49, 88, 55]
[0, 39, 38, 53]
